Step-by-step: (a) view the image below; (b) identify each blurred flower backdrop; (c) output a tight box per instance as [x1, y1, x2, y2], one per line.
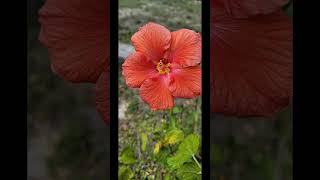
[210, 1, 293, 180]
[27, 0, 109, 179]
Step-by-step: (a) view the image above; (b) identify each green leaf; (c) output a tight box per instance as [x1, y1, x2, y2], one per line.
[163, 128, 184, 146]
[167, 134, 200, 169]
[140, 133, 148, 152]
[119, 146, 136, 164]
[119, 166, 134, 180]
[155, 146, 171, 165]
[154, 142, 162, 154]
[176, 162, 201, 180]
[154, 126, 163, 134]
[164, 173, 171, 180]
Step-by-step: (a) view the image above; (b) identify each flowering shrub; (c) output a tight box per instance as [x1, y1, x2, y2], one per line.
[118, 101, 202, 179]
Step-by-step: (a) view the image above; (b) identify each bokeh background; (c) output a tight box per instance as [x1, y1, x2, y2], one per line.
[211, 2, 293, 180]
[27, 1, 109, 179]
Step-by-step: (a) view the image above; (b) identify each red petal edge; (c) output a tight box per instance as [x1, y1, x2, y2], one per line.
[96, 70, 110, 125]
[38, 0, 109, 83]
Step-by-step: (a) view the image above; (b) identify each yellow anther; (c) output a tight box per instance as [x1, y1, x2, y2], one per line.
[156, 60, 171, 74]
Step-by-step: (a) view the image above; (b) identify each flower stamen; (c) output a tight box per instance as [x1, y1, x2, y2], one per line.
[156, 60, 171, 74]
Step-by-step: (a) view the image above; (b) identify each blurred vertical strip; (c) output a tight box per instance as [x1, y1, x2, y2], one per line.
[210, 0, 292, 180]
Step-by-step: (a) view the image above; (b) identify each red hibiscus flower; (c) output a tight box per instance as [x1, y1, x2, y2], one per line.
[211, 0, 292, 117]
[38, 0, 110, 124]
[122, 23, 202, 110]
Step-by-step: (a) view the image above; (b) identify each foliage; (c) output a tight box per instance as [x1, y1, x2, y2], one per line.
[120, 146, 137, 164]
[119, 108, 202, 179]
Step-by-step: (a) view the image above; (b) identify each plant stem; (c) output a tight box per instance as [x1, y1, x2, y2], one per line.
[168, 109, 176, 128]
[193, 98, 200, 133]
[192, 154, 202, 170]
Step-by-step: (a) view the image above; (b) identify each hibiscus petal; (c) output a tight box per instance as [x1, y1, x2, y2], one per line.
[166, 29, 202, 67]
[169, 66, 201, 98]
[122, 52, 158, 88]
[214, 0, 290, 18]
[38, 0, 109, 83]
[131, 22, 171, 63]
[211, 7, 292, 117]
[95, 70, 110, 125]
[140, 76, 174, 110]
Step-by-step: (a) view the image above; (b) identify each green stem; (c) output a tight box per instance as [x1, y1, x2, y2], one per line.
[168, 109, 176, 128]
[192, 154, 202, 171]
[193, 98, 200, 133]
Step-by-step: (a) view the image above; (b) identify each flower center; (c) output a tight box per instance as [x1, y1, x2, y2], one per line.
[156, 60, 171, 74]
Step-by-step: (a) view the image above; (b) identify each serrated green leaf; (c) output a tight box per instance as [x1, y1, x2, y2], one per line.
[167, 134, 200, 169]
[119, 146, 136, 164]
[119, 166, 134, 180]
[155, 146, 171, 165]
[163, 128, 184, 146]
[140, 133, 148, 152]
[176, 162, 201, 180]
